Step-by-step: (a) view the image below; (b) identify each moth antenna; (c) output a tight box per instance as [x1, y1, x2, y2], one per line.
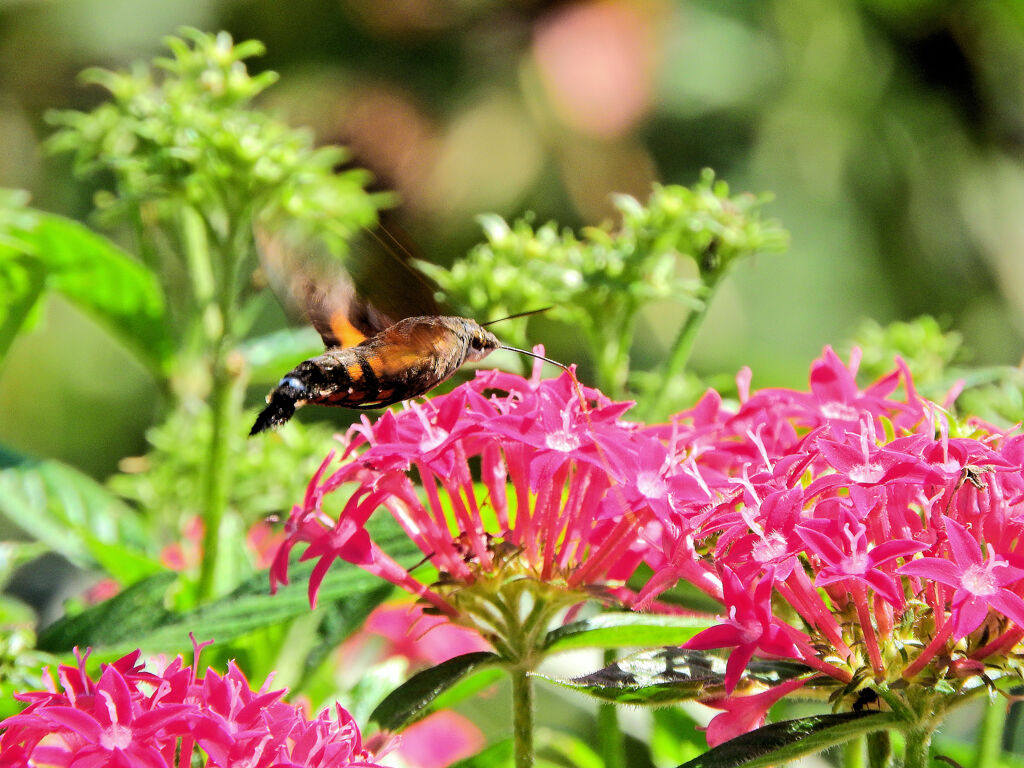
[482, 307, 553, 327]
[364, 222, 441, 298]
[499, 345, 570, 372]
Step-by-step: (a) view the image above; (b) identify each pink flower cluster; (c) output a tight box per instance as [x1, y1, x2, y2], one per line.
[0, 640, 382, 768]
[650, 348, 1024, 680]
[271, 362, 668, 613]
[271, 345, 1024, 742]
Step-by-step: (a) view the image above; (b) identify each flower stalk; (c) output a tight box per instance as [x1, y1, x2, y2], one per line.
[511, 666, 534, 768]
[901, 724, 935, 768]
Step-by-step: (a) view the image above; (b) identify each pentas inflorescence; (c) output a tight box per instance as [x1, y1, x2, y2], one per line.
[271, 363, 667, 663]
[272, 347, 1024, 742]
[0, 638, 383, 768]
[644, 347, 1024, 741]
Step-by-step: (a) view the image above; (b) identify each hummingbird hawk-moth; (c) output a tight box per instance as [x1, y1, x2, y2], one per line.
[250, 222, 556, 436]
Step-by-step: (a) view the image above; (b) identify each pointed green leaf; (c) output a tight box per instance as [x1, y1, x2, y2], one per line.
[675, 712, 901, 768]
[0, 254, 45, 363]
[427, 665, 505, 713]
[36, 571, 177, 651]
[0, 190, 45, 362]
[37, 516, 423, 653]
[0, 448, 152, 570]
[0, 195, 169, 374]
[544, 612, 713, 652]
[27, 213, 170, 372]
[371, 652, 502, 732]
[543, 647, 811, 705]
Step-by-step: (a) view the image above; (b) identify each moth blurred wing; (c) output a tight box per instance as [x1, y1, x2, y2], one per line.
[254, 223, 387, 348]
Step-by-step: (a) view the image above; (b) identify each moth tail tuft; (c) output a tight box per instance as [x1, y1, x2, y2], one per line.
[249, 390, 299, 436]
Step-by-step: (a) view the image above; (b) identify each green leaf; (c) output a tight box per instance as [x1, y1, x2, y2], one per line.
[0, 253, 45, 363]
[543, 647, 810, 705]
[38, 515, 423, 653]
[428, 665, 505, 713]
[371, 651, 503, 732]
[0, 194, 170, 373]
[674, 712, 900, 768]
[544, 612, 712, 652]
[37, 553, 400, 653]
[0, 448, 152, 570]
[294, 582, 395, 690]
[26, 213, 171, 373]
[36, 571, 177, 652]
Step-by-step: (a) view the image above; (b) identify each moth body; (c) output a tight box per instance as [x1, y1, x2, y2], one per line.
[250, 315, 500, 435]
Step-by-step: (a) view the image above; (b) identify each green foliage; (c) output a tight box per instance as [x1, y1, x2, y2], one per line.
[46, 29, 379, 252]
[0, 31, 395, 708]
[958, 370, 1024, 426]
[371, 651, 503, 731]
[542, 648, 809, 707]
[37, 28, 390, 603]
[851, 315, 1024, 427]
[420, 170, 788, 403]
[108, 401, 337, 527]
[0, 628, 56, 719]
[542, 612, 711, 652]
[0, 190, 169, 371]
[852, 315, 963, 386]
[675, 712, 900, 768]
[36, 553, 402, 656]
[0, 446, 153, 573]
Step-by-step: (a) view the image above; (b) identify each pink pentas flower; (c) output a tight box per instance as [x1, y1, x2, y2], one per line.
[272, 367, 661, 634]
[899, 516, 1024, 641]
[702, 677, 811, 748]
[634, 346, 1024, 740]
[799, 505, 928, 608]
[683, 568, 800, 694]
[0, 638, 384, 768]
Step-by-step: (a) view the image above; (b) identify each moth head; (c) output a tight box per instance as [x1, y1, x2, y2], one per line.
[466, 323, 502, 362]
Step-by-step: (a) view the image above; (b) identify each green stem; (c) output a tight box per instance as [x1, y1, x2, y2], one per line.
[196, 218, 243, 601]
[598, 649, 626, 768]
[511, 666, 534, 768]
[589, 306, 634, 399]
[842, 736, 865, 768]
[975, 696, 1006, 768]
[902, 724, 935, 768]
[196, 353, 233, 600]
[654, 268, 725, 413]
[865, 731, 892, 768]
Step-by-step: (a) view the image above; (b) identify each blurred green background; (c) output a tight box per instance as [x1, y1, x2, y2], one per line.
[2, 0, 1023, 478]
